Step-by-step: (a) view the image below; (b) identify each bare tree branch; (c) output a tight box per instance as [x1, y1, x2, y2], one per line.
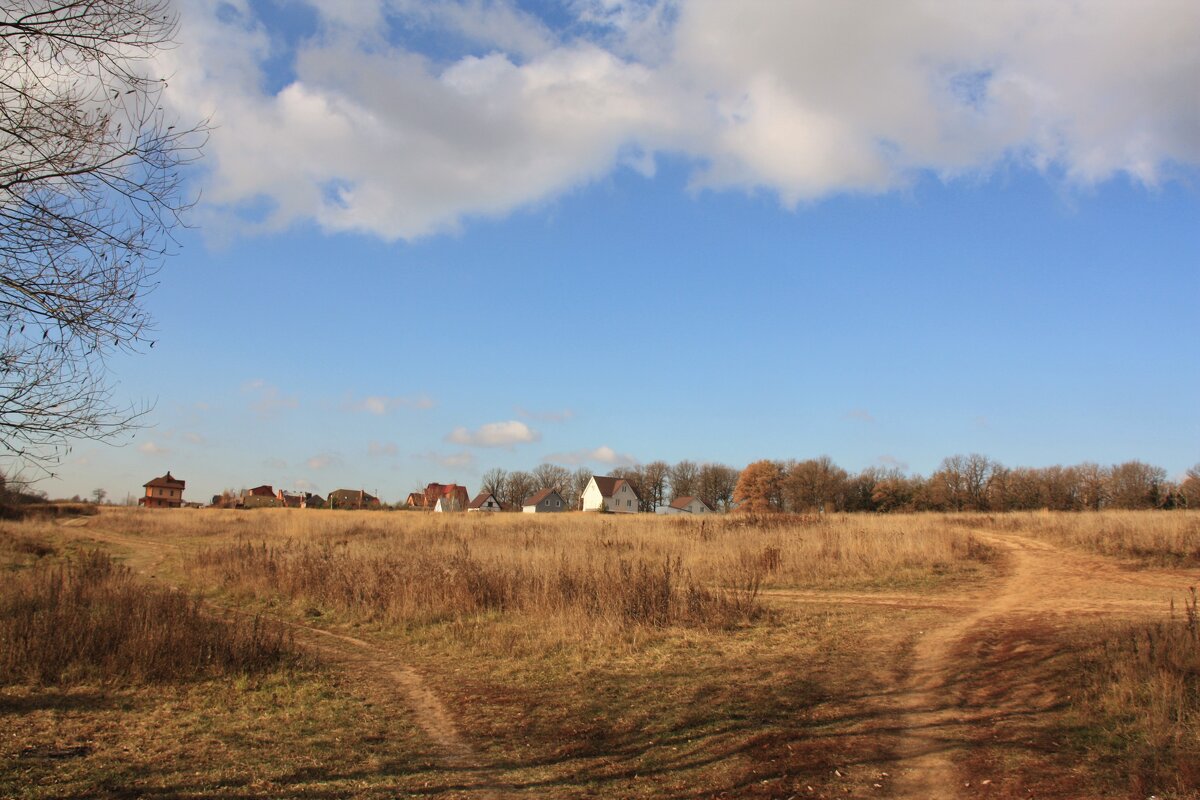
[0, 0, 204, 473]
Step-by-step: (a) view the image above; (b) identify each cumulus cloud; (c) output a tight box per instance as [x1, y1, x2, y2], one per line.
[446, 420, 540, 448]
[844, 409, 875, 423]
[181, 431, 207, 445]
[294, 478, 318, 492]
[242, 379, 299, 417]
[138, 441, 170, 456]
[343, 393, 435, 414]
[162, 0, 1200, 241]
[542, 445, 637, 467]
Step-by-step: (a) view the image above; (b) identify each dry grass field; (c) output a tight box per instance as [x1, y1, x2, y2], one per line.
[1, 508, 1197, 799]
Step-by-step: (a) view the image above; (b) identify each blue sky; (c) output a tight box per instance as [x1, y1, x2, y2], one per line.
[46, 0, 1200, 502]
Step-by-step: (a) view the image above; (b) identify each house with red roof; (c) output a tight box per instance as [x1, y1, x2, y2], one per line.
[139, 472, 186, 509]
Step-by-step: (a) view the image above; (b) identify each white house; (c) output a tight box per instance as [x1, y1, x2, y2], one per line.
[522, 488, 566, 513]
[581, 475, 640, 513]
[657, 495, 713, 515]
[468, 491, 503, 512]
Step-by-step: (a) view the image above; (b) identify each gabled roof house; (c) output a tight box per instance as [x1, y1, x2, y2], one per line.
[659, 495, 713, 515]
[581, 475, 640, 513]
[468, 491, 504, 512]
[523, 488, 566, 513]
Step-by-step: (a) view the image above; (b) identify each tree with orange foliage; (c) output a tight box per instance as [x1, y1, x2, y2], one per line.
[733, 460, 784, 513]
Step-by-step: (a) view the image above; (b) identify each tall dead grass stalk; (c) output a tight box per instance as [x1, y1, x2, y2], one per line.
[0, 550, 295, 684]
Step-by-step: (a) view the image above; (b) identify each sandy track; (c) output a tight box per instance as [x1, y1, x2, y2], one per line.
[875, 532, 1194, 799]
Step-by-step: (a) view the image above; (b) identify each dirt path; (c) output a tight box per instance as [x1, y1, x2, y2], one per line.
[58, 520, 494, 787]
[876, 532, 1195, 799]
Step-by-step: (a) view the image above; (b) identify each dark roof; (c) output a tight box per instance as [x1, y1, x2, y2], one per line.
[523, 488, 559, 507]
[144, 471, 185, 489]
[469, 491, 498, 509]
[591, 475, 639, 500]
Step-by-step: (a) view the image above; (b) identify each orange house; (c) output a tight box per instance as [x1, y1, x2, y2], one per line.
[139, 472, 185, 508]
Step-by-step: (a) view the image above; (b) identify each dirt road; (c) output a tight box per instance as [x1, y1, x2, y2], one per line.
[785, 531, 1192, 799]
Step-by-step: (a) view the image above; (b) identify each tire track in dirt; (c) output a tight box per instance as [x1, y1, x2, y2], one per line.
[57, 519, 495, 790]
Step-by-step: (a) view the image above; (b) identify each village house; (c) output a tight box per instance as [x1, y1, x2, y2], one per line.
[468, 491, 504, 512]
[410, 482, 469, 511]
[327, 489, 380, 510]
[581, 475, 640, 513]
[139, 472, 186, 509]
[523, 488, 566, 513]
[658, 495, 713, 515]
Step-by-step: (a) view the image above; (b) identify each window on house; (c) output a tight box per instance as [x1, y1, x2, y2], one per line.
[627, 499, 631, 507]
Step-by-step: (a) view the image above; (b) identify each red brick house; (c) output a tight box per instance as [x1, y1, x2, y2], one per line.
[140, 472, 185, 509]
[408, 483, 470, 510]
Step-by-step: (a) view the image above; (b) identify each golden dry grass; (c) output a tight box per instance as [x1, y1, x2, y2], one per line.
[953, 509, 1200, 566]
[173, 509, 997, 640]
[3, 508, 1198, 798]
[0, 549, 295, 685]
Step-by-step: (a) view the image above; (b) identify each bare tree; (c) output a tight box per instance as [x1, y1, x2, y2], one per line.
[641, 460, 669, 510]
[0, 1, 204, 470]
[566, 467, 591, 510]
[531, 463, 569, 492]
[479, 467, 507, 497]
[667, 459, 698, 501]
[696, 462, 738, 511]
[503, 470, 535, 510]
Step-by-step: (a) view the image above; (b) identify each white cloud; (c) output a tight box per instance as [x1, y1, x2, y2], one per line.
[875, 455, 909, 472]
[294, 478, 318, 492]
[181, 431, 207, 445]
[138, 441, 170, 456]
[162, 0, 1200, 241]
[542, 445, 637, 467]
[446, 420, 540, 448]
[242, 379, 299, 417]
[844, 409, 875, 423]
[343, 393, 435, 414]
[368, 440, 399, 457]
[306, 452, 342, 470]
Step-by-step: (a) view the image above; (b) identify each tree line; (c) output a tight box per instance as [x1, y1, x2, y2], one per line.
[468, 455, 1199, 513]
[475, 461, 741, 512]
[733, 455, 1200, 513]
